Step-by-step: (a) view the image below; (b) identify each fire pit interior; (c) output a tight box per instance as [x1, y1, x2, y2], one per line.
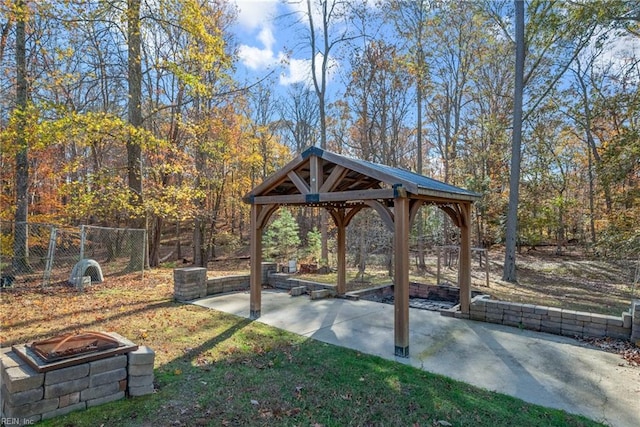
[12, 331, 138, 372]
[30, 331, 120, 362]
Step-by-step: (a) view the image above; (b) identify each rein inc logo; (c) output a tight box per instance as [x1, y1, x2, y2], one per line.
[1, 418, 35, 425]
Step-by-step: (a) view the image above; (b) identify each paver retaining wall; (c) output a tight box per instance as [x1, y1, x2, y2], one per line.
[470, 295, 639, 342]
[0, 344, 154, 425]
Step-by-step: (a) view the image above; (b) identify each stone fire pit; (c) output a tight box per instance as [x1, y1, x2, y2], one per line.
[1, 332, 155, 425]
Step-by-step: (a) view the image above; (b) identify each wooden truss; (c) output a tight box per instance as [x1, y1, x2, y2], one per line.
[243, 147, 480, 357]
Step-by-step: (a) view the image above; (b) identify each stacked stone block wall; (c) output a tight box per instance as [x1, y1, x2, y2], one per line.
[631, 299, 640, 346]
[174, 263, 279, 301]
[206, 275, 250, 295]
[173, 267, 207, 301]
[352, 283, 483, 303]
[1, 346, 154, 425]
[470, 295, 635, 342]
[127, 347, 155, 396]
[267, 274, 335, 293]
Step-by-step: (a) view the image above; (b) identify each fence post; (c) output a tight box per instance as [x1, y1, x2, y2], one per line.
[80, 225, 86, 260]
[142, 228, 147, 277]
[43, 226, 57, 286]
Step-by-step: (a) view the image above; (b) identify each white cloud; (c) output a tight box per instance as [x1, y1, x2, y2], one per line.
[258, 27, 275, 50]
[279, 53, 340, 87]
[232, 0, 340, 88]
[280, 57, 312, 85]
[234, 0, 279, 31]
[238, 45, 278, 70]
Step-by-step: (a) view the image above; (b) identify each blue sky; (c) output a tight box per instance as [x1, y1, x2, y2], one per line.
[232, 0, 312, 87]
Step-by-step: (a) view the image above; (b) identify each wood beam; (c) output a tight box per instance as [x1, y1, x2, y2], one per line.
[251, 188, 396, 205]
[364, 200, 394, 232]
[256, 204, 278, 230]
[459, 202, 472, 315]
[319, 165, 347, 192]
[310, 155, 322, 193]
[287, 171, 310, 195]
[394, 195, 410, 357]
[409, 199, 424, 227]
[250, 204, 262, 319]
[441, 205, 462, 228]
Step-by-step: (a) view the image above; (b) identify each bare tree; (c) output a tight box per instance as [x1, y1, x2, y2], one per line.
[502, 0, 524, 283]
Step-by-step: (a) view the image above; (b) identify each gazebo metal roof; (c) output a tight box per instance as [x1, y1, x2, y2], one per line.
[244, 146, 481, 205]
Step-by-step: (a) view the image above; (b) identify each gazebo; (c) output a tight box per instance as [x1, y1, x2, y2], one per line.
[243, 147, 481, 357]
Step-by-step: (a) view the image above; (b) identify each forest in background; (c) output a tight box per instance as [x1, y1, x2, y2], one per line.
[1, 1, 638, 275]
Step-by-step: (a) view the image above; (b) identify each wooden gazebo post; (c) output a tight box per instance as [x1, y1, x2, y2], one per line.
[458, 202, 472, 314]
[250, 204, 262, 319]
[336, 215, 346, 295]
[394, 190, 410, 357]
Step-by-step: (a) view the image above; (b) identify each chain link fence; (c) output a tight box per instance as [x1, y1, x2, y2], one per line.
[0, 221, 146, 287]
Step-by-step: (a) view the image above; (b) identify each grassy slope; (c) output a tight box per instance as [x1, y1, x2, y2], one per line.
[1, 269, 603, 426]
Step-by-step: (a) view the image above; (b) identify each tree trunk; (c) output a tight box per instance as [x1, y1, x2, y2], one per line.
[416, 77, 426, 270]
[12, 0, 30, 273]
[502, 0, 524, 283]
[126, 0, 144, 272]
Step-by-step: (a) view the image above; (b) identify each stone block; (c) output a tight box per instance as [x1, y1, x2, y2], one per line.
[310, 289, 330, 300]
[521, 317, 541, 331]
[3, 397, 59, 419]
[561, 323, 583, 335]
[86, 391, 125, 408]
[576, 312, 591, 322]
[90, 355, 127, 375]
[128, 364, 153, 376]
[559, 318, 581, 327]
[128, 346, 155, 366]
[583, 325, 607, 338]
[485, 312, 503, 323]
[503, 314, 522, 327]
[485, 302, 503, 314]
[128, 383, 154, 397]
[623, 312, 632, 328]
[470, 303, 486, 314]
[0, 349, 24, 369]
[520, 304, 536, 313]
[41, 401, 86, 420]
[89, 368, 126, 387]
[590, 314, 609, 325]
[45, 363, 89, 385]
[290, 286, 307, 297]
[561, 310, 577, 320]
[605, 317, 623, 327]
[534, 306, 548, 315]
[469, 312, 486, 321]
[540, 320, 562, 334]
[506, 303, 523, 313]
[606, 325, 631, 339]
[2, 364, 44, 394]
[504, 309, 523, 318]
[58, 391, 80, 408]
[1, 384, 43, 406]
[546, 307, 562, 318]
[44, 377, 89, 399]
[128, 374, 154, 387]
[80, 382, 119, 401]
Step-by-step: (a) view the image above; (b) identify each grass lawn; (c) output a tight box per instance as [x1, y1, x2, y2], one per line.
[1, 268, 607, 426]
